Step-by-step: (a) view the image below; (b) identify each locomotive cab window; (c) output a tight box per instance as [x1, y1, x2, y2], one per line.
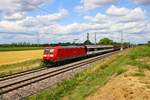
[44, 48, 54, 54]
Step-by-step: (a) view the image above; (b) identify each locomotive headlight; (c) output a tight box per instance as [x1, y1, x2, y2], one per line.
[43, 54, 47, 57]
[50, 54, 54, 57]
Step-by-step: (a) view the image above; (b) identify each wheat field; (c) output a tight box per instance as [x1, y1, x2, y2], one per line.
[0, 50, 43, 65]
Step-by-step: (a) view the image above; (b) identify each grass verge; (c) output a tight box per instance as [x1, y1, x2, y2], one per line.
[27, 50, 129, 100]
[27, 45, 150, 100]
[127, 45, 150, 76]
[0, 59, 42, 77]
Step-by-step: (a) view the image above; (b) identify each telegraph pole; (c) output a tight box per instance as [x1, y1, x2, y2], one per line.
[87, 32, 89, 41]
[37, 32, 39, 45]
[121, 31, 123, 51]
[95, 32, 97, 45]
[73, 39, 78, 44]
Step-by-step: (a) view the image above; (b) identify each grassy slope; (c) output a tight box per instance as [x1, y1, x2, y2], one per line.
[0, 59, 42, 77]
[27, 45, 150, 100]
[0, 47, 43, 52]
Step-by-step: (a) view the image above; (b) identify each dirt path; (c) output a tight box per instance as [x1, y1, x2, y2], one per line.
[87, 65, 150, 100]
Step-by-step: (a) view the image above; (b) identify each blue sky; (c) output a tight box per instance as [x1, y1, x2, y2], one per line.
[0, 0, 150, 44]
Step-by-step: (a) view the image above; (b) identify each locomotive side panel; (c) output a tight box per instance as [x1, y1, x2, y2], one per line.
[56, 47, 86, 62]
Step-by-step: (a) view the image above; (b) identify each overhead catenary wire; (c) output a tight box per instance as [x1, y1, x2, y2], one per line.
[22, 0, 53, 44]
[22, 0, 51, 14]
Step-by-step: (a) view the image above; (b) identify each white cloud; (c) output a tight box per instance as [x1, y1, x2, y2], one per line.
[0, 9, 68, 33]
[106, 5, 130, 16]
[21, 9, 68, 27]
[82, 5, 150, 43]
[84, 13, 109, 23]
[44, 23, 90, 34]
[0, 3, 150, 44]
[0, 21, 24, 32]
[0, 0, 53, 20]
[75, 0, 117, 11]
[106, 5, 147, 22]
[132, 0, 150, 5]
[43, 22, 109, 34]
[4, 12, 26, 20]
[124, 8, 146, 22]
[36, 9, 68, 22]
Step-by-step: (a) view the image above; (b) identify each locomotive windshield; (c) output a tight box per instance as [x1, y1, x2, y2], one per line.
[44, 48, 54, 54]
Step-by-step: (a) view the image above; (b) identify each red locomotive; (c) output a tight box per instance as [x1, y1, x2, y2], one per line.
[43, 46, 87, 65]
[42, 45, 121, 66]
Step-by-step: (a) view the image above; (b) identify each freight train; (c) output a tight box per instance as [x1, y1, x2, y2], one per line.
[42, 45, 121, 66]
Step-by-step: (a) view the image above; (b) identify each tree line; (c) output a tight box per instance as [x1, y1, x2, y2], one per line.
[0, 37, 145, 47]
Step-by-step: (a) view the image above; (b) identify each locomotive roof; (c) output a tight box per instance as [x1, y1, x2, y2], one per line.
[61, 46, 85, 48]
[45, 45, 85, 49]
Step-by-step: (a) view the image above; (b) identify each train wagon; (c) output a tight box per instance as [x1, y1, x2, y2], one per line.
[43, 46, 87, 65]
[42, 45, 123, 66]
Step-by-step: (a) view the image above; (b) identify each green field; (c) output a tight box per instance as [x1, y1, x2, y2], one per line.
[0, 46, 43, 52]
[27, 45, 150, 100]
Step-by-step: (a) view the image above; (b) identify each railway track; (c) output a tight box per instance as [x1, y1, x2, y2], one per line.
[0, 67, 48, 81]
[0, 49, 113, 81]
[0, 50, 120, 99]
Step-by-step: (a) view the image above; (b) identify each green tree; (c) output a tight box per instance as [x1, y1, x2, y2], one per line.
[99, 38, 113, 45]
[84, 40, 92, 45]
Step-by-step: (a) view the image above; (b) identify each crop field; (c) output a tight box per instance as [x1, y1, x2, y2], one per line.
[0, 50, 43, 76]
[0, 50, 43, 65]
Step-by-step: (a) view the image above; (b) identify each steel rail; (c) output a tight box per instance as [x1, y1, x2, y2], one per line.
[0, 50, 119, 95]
[0, 49, 113, 81]
[0, 67, 48, 81]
